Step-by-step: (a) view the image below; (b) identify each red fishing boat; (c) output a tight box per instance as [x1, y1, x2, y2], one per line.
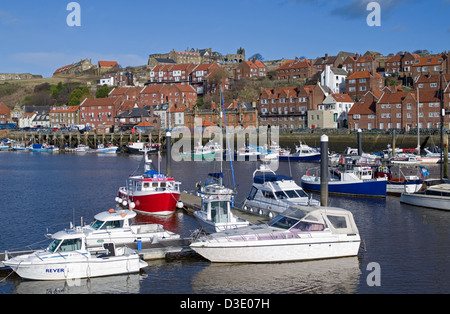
[116, 152, 181, 216]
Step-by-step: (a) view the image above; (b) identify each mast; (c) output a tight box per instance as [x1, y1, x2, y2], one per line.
[221, 85, 236, 190]
[439, 71, 444, 180]
[417, 87, 420, 155]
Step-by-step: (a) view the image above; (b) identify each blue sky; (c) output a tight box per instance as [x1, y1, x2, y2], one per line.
[1, 0, 449, 78]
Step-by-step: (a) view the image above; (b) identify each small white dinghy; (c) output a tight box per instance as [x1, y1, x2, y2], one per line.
[3, 229, 147, 281]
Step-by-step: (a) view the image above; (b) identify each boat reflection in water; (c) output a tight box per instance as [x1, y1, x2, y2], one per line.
[14, 273, 143, 294]
[191, 257, 360, 294]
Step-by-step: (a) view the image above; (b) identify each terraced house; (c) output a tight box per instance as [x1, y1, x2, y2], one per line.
[49, 105, 80, 128]
[276, 58, 315, 80]
[258, 84, 327, 129]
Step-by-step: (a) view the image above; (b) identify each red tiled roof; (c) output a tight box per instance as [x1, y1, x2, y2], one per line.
[347, 70, 383, 79]
[348, 101, 375, 115]
[0, 102, 10, 114]
[54, 64, 73, 74]
[413, 56, 442, 66]
[136, 121, 153, 127]
[331, 94, 354, 102]
[98, 61, 118, 67]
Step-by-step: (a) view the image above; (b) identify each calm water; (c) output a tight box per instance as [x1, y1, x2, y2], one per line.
[0, 151, 449, 294]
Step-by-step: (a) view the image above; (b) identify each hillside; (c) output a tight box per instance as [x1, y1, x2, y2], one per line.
[0, 75, 99, 109]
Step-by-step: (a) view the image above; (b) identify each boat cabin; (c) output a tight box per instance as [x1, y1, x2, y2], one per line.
[88, 210, 136, 230]
[202, 197, 233, 224]
[128, 170, 180, 194]
[247, 174, 310, 202]
[268, 207, 359, 235]
[47, 230, 87, 254]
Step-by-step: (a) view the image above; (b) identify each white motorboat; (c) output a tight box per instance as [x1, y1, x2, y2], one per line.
[390, 153, 421, 165]
[81, 209, 180, 247]
[278, 142, 321, 162]
[190, 206, 361, 263]
[3, 229, 147, 280]
[65, 144, 89, 153]
[89, 144, 119, 154]
[400, 182, 450, 211]
[242, 165, 319, 218]
[194, 178, 249, 233]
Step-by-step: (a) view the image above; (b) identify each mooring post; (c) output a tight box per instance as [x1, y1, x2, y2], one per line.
[357, 128, 362, 156]
[166, 131, 172, 177]
[320, 134, 329, 207]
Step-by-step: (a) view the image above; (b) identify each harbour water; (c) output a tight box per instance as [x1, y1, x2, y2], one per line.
[0, 151, 449, 294]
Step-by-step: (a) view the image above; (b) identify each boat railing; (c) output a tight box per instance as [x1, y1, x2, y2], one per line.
[206, 231, 310, 243]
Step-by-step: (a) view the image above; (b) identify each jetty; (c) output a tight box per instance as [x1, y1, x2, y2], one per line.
[0, 192, 267, 272]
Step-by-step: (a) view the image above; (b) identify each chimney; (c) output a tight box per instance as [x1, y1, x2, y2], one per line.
[325, 53, 328, 60]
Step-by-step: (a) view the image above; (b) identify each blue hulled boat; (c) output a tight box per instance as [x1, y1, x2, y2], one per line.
[301, 166, 387, 197]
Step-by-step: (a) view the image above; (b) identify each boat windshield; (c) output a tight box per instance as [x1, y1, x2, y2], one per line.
[47, 238, 82, 253]
[90, 219, 123, 230]
[296, 189, 308, 197]
[47, 239, 62, 253]
[267, 207, 308, 230]
[268, 215, 300, 230]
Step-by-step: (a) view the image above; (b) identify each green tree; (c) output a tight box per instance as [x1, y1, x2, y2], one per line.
[96, 85, 113, 98]
[68, 87, 91, 106]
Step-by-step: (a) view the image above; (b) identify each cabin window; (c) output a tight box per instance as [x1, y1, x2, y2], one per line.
[210, 201, 229, 223]
[291, 221, 325, 232]
[296, 190, 308, 197]
[247, 187, 258, 200]
[262, 190, 275, 199]
[275, 191, 288, 199]
[269, 216, 299, 230]
[143, 182, 150, 189]
[49, 238, 82, 253]
[284, 190, 299, 198]
[103, 220, 123, 229]
[152, 183, 158, 188]
[327, 215, 347, 229]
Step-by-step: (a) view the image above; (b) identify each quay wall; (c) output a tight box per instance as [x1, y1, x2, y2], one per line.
[1, 130, 444, 154]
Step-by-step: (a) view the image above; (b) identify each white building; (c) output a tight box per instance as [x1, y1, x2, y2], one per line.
[321, 65, 348, 94]
[319, 94, 354, 128]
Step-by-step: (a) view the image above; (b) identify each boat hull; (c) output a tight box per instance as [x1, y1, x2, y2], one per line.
[4, 250, 146, 281]
[278, 154, 321, 162]
[119, 189, 180, 216]
[400, 193, 450, 211]
[190, 236, 361, 263]
[301, 177, 387, 197]
[387, 180, 423, 195]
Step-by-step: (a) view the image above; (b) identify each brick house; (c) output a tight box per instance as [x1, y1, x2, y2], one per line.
[115, 105, 159, 130]
[190, 63, 229, 94]
[108, 87, 140, 102]
[139, 84, 197, 109]
[149, 63, 197, 84]
[49, 105, 80, 128]
[184, 106, 258, 130]
[258, 84, 327, 129]
[276, 58, 315, 80]
[411, 56, 445, 80]
[342, 54, 378, 74]
[98, 61, 119, 74]
[0, 102, 10, 124]
[347, 91, 381, 130]
[79, 98, 120, 129]
[416, 73, 450, 91]
[346, 71, 385, 100]
[233, 60, 266, 80]
[385, 54, 403, 75]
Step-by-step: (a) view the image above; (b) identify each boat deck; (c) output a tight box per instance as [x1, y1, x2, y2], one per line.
[180, 192, 270, 225]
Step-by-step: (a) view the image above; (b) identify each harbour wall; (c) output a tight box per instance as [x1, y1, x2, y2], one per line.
[2, 130, 445, 154]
